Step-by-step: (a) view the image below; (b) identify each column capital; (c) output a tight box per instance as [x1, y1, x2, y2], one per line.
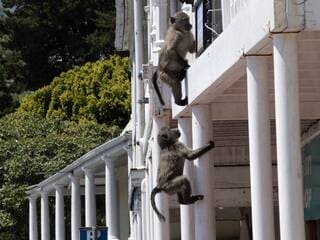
[28, 194, 38, 201]
[39, 189, 50, 198]
[68, 173, 80, 181]
[82, 166, 94, 174]
[102, 155, 115, 165]
[53, 183, 64, 192]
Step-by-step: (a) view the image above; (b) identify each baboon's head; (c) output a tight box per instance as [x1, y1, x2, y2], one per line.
[158, 127, 181, 149]
[170, 11, 192, 31]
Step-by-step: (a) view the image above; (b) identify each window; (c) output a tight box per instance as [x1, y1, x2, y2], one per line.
[195, 0, 223, 56]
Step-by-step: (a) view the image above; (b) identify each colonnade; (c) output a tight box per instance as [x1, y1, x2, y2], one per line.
[28, 157, 121, 240]
[245, 33, 305, 240]
[151, 34, 305, 240]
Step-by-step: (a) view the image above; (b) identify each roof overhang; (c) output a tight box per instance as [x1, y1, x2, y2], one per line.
[26, 131, 131, 197]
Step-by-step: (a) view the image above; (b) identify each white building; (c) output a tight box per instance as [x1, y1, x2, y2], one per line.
[27, 0, 320, 239]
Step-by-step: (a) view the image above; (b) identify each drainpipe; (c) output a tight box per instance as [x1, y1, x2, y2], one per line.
[134, 0, 146, 167]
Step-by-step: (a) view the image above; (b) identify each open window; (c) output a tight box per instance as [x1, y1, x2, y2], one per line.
[195, 0, 223, 56]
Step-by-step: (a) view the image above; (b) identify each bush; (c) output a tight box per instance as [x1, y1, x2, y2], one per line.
[19, 55, 131, 128]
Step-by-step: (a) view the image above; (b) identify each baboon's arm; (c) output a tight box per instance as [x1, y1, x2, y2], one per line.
[183, 141, 215, 160]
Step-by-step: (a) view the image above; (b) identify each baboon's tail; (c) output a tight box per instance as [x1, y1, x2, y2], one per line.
[152, 72, 165, 105]
[151, 186, 166, 221]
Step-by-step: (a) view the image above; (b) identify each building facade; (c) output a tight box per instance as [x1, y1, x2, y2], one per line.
[27, 0, 320, 239]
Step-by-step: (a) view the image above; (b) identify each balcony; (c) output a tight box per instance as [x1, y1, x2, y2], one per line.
[172, 0, 320, 119]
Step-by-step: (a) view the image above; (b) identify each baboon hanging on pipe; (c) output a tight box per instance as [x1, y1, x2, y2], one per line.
[151, 127, 214, 221]
[153, 11, 196, 106]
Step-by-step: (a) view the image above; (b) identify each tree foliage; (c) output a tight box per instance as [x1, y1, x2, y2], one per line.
[1, 0, 116, 89]
[0, 34, 26, 117]
[0, 112, 120, 239]
[19, 55, 131, 128]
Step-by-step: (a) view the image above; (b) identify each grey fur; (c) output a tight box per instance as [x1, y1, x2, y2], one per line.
[153, 11, 196, 106]
[151, 126, 215, 221]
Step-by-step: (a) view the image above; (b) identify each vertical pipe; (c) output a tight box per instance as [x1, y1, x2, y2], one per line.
[273, 34, 305, 240]
[170, 0, 177, 17]
[178, 117, 195, 240]
[105, 158, 119, 239]
[29, 195, 38, 240]
[55, 184, 65, 240]
[41, 191, 50, 240]
[69, 174, 81, 240]
[152, 117, 170, 240]
[151, 1, 170, 240]
[192, 105, 215, 240]
[154, 0, 168, 43]
[247, 56, 275, 240]
[84, 168, 96, 227]
[133, 0, 145, 167]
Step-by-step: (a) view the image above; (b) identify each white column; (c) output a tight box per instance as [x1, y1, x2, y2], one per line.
[147, 157, 154, 240]
[246, 56, 275, 240]
[40, 191, 50, 240]
[55, 184, 65, 240]
[141, 179, 148, 240]
[134, 211, 143, 240]
[192, 105, 215, 240]
[273, 34, 305, 240]
[69, 174, 81, 240]
[105, 157, 119, 240]
[126, 145, 135, 240]
[29, 195, 38, 240]
[83, 168, 96, 227]
[178, 117, 195, 240]
[152, 117, 170, 240]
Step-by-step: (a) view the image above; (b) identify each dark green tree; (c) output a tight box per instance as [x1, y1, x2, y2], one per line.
[0, 34, 26, 117]
[19, 55, 131, 128]
[1, 0, 116, 89]
[0, 112, 120, 239]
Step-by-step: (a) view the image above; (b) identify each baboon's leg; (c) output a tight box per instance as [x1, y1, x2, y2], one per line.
[162, 176, 202, 205]
[176, 69, 187, 82]
[171, 81, 188, 106]
[159, 71, 188, 106]
[178, 193, 204, 205]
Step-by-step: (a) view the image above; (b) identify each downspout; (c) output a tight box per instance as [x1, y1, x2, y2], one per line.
[134, 0, 146, 167]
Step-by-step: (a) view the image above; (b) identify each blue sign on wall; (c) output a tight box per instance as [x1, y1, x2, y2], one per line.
[302, 135, 320, 220]
[80, 227, 108, 240]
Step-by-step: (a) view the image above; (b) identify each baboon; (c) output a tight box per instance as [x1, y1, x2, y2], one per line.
[151, 127, 215, 221]
[153, 11, 196, 106]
